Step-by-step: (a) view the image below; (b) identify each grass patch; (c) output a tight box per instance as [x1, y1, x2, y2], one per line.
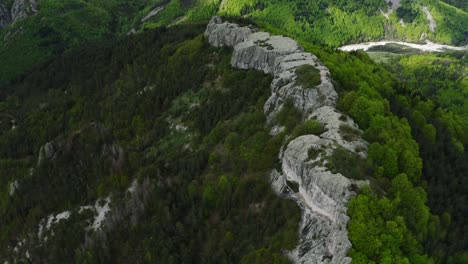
[307, 146, 325, 161]
[295, 64, 321, 89]
[367, 43, 420, 55]
[290, 120, 326, 139]
[255, 39, 274, 50]
[275, 99, 302, 131]
[286, 180, 300, 193]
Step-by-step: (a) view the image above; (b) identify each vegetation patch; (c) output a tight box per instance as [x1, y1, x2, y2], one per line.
[367, 43, 420, 55]
[255, 39, 274, 50]
[290, 119, 326, 140]
[286, 179, 300, 193]
[339, 124, 361, 142]
[275, 99, 302, 131]
[307, 146, 325, 161]
[325, 147, 368, 180]
[295, 64, 321, 89]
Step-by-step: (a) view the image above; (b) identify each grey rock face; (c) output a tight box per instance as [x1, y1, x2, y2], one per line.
[232, 32, 303, 74]
[265, 52, 337, 122]
[205, 17, 369, 264]
[11, 0, 37, 23]
[37, 141, 56, 166]
[205, 16, 256, 48]
[309, 106, 368, 158]
[0, 1, 10, 28]
[0, 0, 37, 28]
[279, 135, 363, 264]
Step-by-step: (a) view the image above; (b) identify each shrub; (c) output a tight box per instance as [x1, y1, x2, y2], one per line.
[295, 64, 321, 89]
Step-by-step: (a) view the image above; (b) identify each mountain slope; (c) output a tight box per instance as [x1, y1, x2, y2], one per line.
[1, 17, 466, 263]
[181, 0, 468, 46]
[0, 0, 466, 87]
[0, 24, 301, 263]
[0, 0, 156, 86]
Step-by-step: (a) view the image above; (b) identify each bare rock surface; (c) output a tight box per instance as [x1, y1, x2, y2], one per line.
[0, 0, 37, 28]
[204, 16, 256, 48]
[11, 0, 36, 23]
[0, 1, 10, 28]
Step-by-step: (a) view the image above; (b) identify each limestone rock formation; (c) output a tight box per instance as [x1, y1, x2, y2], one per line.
[37, 141, 56, 166]
[0, 0, 37, 28]
[0, 0, 10, 28]
[205, 16, 369, 264]
[279, 135, 358, 263]
[11, 0, 37, 23]
[204, 16, 256, 48]
[265, 52, 337, 122]
[231, 32, 303, 74]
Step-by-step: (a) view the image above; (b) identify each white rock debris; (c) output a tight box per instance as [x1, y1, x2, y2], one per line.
[38, 197, 111, 240]
[422, 6, 437, 32]
[38, 211, 71, 239]
[205, 16, 369, 264]
[8, 180, 19, 196]
[92, 197, 111, 230]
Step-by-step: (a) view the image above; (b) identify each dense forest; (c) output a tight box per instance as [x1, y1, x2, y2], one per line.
[0, 24, 302, 262]
[186, 0, 467, 46]
[1, 0, 467, 87]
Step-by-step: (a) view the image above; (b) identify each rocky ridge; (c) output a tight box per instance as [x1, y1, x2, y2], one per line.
[205, 17, 369, 264]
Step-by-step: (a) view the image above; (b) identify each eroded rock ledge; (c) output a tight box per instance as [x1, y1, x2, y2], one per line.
[205, 16, 368, 264]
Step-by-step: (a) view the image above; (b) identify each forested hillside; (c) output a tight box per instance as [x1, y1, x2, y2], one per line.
[0, 0, 156, 85]
[0, 24, 301, 263]
[1, 0, 467, 87]
[184, 0, 468, 46]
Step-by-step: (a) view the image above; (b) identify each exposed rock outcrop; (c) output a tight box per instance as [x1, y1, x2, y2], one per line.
[0, 0, 11, 28]
[0, 0, 37, 29]
[265, 53, 337, 121]
[204, 16, 257, 48]
[231, 32, 303, 74]
[11, 0, 37, 23]
[37, 141, 56, 165]
[205, 16, 369, 264]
